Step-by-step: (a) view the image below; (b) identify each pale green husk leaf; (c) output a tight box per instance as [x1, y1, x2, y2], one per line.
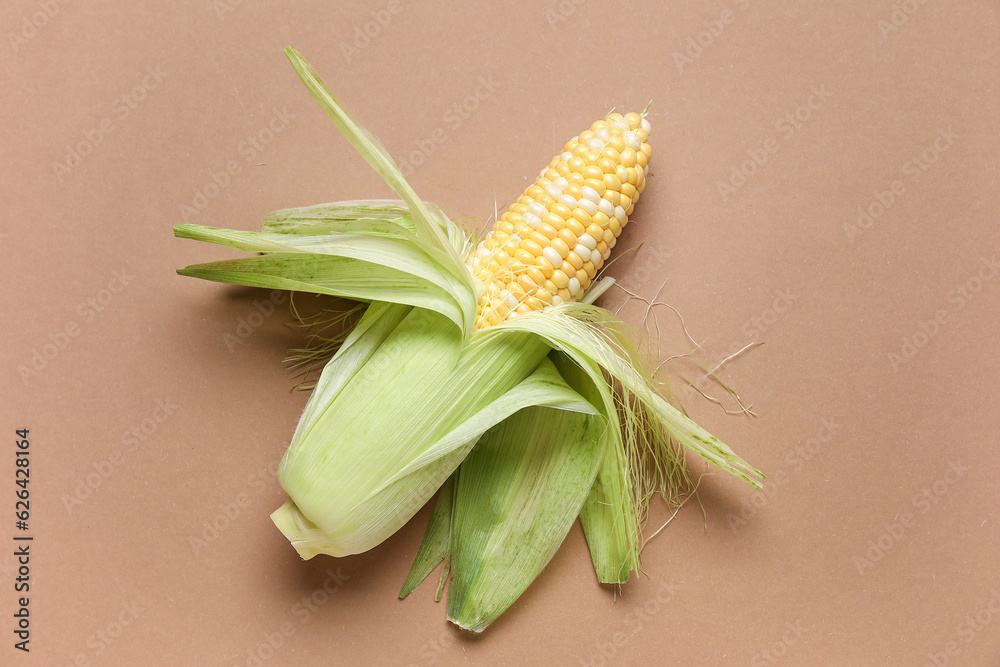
[399, 472, 456, 601]
[263, 199, 469, 259]
[283, 47, 468, 276]
[551, 352, 639, 583]
[446, 404, 606, 632]
[262, 199, 411, 235]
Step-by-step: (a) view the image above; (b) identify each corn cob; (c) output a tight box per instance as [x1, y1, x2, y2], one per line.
[469, 111, 652, 329]
[175, 47, 765, 631]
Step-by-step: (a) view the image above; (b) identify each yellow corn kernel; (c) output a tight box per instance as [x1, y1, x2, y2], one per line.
[535, 255, 555, 278]
[518, 274, 538, 294]
[583, 178, 607, 196]
[526, 267, 546, 286]
[514, 249, 536, 266]
[550, 203, 573, 220]
[570, 209, 592, 229]
[557, 228, 577, 248]
[549, 237, 570, 258]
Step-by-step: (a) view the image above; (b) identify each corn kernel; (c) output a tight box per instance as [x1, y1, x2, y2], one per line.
[557, 228, 577, 248]
[535, 255, 555, 278]
[566, 216, 587, 237]
[550, 237, 570, 258]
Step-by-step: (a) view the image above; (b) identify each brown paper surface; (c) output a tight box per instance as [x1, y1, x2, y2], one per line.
[3, 1, 999, 664]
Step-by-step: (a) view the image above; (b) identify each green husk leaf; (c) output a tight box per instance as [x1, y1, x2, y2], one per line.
[399, 472, 455, 600]
[446, 403, 606, 632]
[263, 199, 469, 261]
[295, 301, 411, 433]
[283, 47, 468, 278]
[551, 353, 639, 584]
[262, 199, 411, 234]
[177, 253, 468, 333]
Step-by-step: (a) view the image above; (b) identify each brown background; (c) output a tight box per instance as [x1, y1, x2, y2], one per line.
[3, 1, 999, 665]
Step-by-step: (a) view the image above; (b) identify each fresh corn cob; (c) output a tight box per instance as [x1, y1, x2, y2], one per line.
[175, 47, 763, 633]
[469, 112, 652, 329]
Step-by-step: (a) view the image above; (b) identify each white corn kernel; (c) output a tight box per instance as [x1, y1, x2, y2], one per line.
[527, 202, 546, 217]
[577, 233, 598, 250]
[613, 206, 627, 226]
[579, 198, 598, 215]
[581, 186, 601, 204]
[542, 247, 562, 267]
